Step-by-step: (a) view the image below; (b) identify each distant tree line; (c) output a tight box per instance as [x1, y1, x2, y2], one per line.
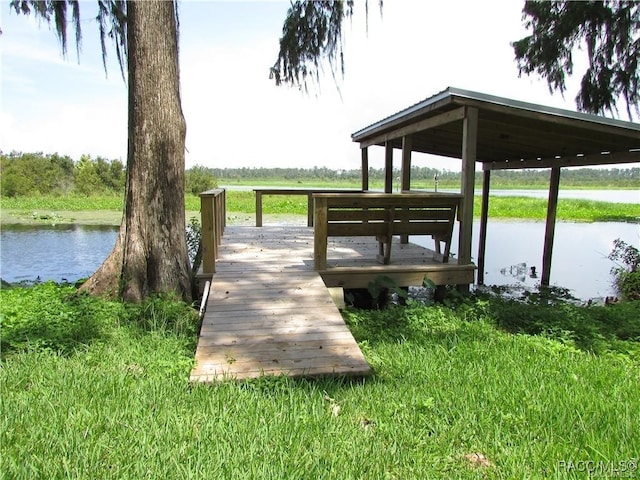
[1, 153, 636, 197]
[0, 152, 218, 197]
[474, 167, 639, 188]
[213, 165, 639, 188]
[211, 166, 366, 181]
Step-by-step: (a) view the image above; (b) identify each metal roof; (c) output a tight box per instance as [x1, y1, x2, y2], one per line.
[352, 87, 640, 168]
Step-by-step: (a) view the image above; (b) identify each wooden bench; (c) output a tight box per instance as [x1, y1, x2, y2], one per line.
[313, 193, 462, 270]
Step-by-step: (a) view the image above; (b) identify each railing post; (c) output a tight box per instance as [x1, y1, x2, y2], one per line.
[313, 195, 328, 271]
[222, 189, 226, 231]
[307, 193, 314, 227]
[200, 192, 216, 274]
[384, 142, 394, 193]
[214, 193, 222, 252]
[361, 147, 369, 191]
[255, 190, 263, 227]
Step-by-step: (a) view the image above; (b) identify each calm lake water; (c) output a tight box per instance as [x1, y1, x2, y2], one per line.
[1, 219, 638, 300]
[1, 225, 119, 284]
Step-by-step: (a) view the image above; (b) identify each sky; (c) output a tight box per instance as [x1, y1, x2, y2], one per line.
[1, 0, 637, 172]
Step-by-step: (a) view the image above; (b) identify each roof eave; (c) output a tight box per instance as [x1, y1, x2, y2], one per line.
[351, 87, 457, 142]
[351, 86, 640, 143]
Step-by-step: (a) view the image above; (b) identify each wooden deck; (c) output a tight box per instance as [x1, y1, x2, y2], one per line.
[190, 226, 475, 382]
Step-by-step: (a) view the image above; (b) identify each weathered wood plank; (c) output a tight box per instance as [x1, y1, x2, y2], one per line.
[193, 355, 370, 375]
[209, 288, 337, 302]
[202, 313, 348, 329]
[195, 342, 365, 361]
[191, 363, 368, 382]
[196, 329, 357, 347]
[199, 324, 354, 338]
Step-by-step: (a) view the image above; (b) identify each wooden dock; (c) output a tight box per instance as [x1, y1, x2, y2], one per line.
[190, 226, 372, 382]
[190, 225, 475, 382]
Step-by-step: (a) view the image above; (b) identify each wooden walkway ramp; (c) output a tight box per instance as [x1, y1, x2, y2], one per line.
[190, 226, 372, 382]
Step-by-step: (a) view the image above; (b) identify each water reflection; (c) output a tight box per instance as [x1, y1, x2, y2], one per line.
[413, 220, 639, 300]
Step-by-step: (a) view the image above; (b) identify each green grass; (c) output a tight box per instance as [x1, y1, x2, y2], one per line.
[224, 192, 640, 223]
[486, 196, 640, 222]
[1, 283, 639, 478]
[2, 192, 639, 225]
[1, 195, 124, 211]
[223, 192, 640, 223]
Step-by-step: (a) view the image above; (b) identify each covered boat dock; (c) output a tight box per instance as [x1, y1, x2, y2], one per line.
[352, 87, 640, 286]
[191, 88, 639, 382]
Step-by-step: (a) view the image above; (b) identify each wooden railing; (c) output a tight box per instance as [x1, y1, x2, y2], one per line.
[254, 188, 363, 227]
[313, 192, 462, 270]
[200, 188, 226, 275]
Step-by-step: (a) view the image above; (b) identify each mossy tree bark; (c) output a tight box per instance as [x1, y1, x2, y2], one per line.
[81, 1, 191, 303]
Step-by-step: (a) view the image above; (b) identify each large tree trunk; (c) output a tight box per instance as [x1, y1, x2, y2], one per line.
[81, 1, 191, 303]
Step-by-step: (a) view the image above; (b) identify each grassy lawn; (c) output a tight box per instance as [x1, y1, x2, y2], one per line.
[1, 283, 639, 478]
[2, 192, 639, 225]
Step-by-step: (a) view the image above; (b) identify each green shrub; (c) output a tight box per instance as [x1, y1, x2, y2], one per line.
[609, 238, 640, 301]
[0, 283, 200, 357]
[1, 152, 124, 197]
[185, 216, 202, 269]
[0, 283, 124, 356]
[185, 165, 218, 195]
[123, 294, 199, 337]
[474, 289, 640, 356]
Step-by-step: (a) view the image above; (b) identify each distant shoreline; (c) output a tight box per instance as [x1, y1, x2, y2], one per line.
[2, 189, 638, 226]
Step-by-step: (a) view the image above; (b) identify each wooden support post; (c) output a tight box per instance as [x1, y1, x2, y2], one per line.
[214, 195, 221, 253]
[401, 136, 412, 192]
[221, 189, 226, 231]
[313, 196, 328, 271]
[384, 142, 393, 193]
[477, 169, 491, 285]
[458, 107, 478, 269]
[255, 191, 263, 227]
[400, 135, 412, 243]
[214, 192, 224, 250]
[361, 147, 369, 191]
[307, 193, 314, 227]
[200, 194, 216, 274]
[542, 167, 561, 287]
